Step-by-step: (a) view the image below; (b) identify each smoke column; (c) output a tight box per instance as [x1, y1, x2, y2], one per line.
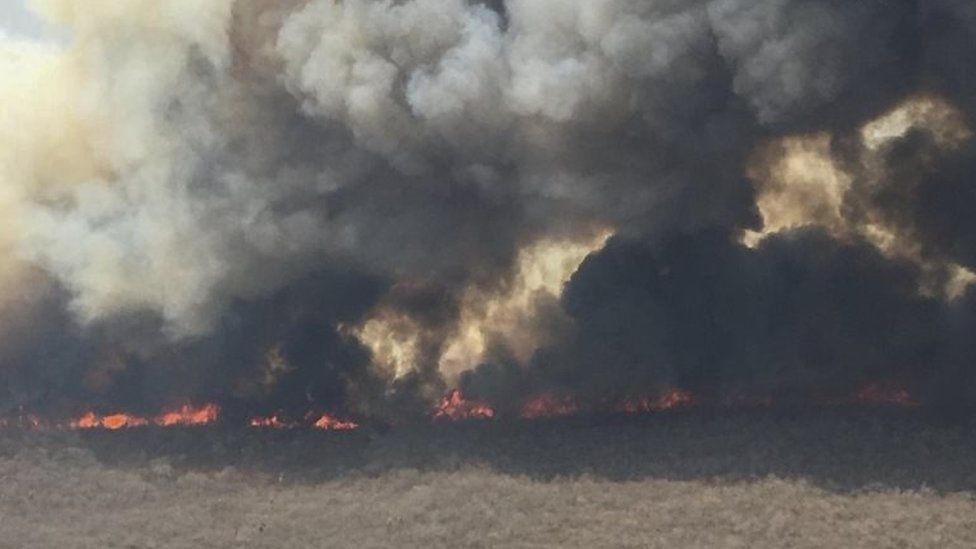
[2, 0, 976, 420]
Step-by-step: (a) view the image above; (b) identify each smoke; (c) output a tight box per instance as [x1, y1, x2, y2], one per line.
[2, 0, 976, 420]
[520, 229, 941, 402]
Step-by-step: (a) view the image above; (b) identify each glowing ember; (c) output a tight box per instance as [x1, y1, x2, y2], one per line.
[154, 404, 219, 427]
[69, 412, 149, 430]
[0, 383, 926, 431]
[853, 383, 918, 406]
[106, 414, 148, 429]
[312, 414, 359, 431]
[247, 413, 359, 430]
[433, 389, 495, 421]
[71, 412, 99, 429]
[67, 404, 218, 430]
[249, 415, 293, 429]
[520, 394, 578, 419]
[616, 390, 694, 413]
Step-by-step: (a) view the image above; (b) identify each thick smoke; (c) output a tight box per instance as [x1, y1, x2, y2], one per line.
[2, 0, 976, 420]
[464, 229, 942, 407]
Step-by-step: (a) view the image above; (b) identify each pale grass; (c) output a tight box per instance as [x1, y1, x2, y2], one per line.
[1, 410, 975, 548]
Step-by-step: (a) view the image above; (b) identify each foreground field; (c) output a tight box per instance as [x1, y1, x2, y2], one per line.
[2, 409, 976, 548]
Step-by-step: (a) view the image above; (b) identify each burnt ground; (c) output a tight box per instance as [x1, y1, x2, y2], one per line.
[2, 407, 976, 548]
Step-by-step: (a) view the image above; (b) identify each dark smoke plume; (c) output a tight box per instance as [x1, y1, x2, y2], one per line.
[2, 0, 976, 421]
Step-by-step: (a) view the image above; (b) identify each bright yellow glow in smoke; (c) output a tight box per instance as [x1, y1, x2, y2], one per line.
[347, 230, 612, 381]
[343, 309, 427, 379]
[438, 229, 612, 380]
[745, 95, 976, 297]
[861, 94, 971, 151]
[742, 133, 851, 248]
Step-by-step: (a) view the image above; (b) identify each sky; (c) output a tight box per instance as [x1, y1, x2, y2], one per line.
[0, 0, 44, 39]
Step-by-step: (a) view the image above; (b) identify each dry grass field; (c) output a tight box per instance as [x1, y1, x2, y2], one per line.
[2, 408, 976, 548]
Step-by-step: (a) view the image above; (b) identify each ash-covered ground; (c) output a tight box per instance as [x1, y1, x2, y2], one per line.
[3, 408, 976, 548]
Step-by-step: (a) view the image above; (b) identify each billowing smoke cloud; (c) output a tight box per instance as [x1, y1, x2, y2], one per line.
[469, 229, 940, 405]
[2, 0, 976, 420]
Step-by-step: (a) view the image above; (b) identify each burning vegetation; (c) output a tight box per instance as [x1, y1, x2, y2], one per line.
[8, 5, 976, 548]
[3, 1, 976, 428]
[248, 412, 359, 431]
[1, 404, 220, 431]
[432, 390, 496, 422]
[0, 382, 924, 431]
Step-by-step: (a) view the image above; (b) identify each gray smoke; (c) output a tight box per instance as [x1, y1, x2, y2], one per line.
[2, 0, 976, 420]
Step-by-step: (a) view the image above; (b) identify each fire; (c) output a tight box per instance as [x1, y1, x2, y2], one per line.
[4, 403, 359, 431]
[852, 383, 918, 406]
[154, 404, 219, 427]
[69, 412, 149, 430]
[68, 412, 99, 429]
[433, 389, 495, 421]
[616, 390, 694, 413]
[248, 412, 359, 430]
[520, 394, 578, 419]
[249, 415, 292, 428]
[67, 403, 219, 430]
[434, 388, 692, 421]
[104, 414, 148, 429]
[312, 414, 359, 431]
[0, 383, 926, 431]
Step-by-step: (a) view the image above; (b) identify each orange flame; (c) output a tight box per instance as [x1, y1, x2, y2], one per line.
[154, 404, 219, 427]
[520, 393, 578, 419]
[616, 390, 694, 413]
[0, 382, 927, 431]
[312, 414, 359, 431]
[106, 414, 148, 429]
[247, 412, 359, 430]
[249, 415, 292, 429]
[70, 412, 99, 429]
[66, 404, 219, 430]
[69, 411, 149, 430]
[852, 382, 918, 406]
[433, 389, 495, 421]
